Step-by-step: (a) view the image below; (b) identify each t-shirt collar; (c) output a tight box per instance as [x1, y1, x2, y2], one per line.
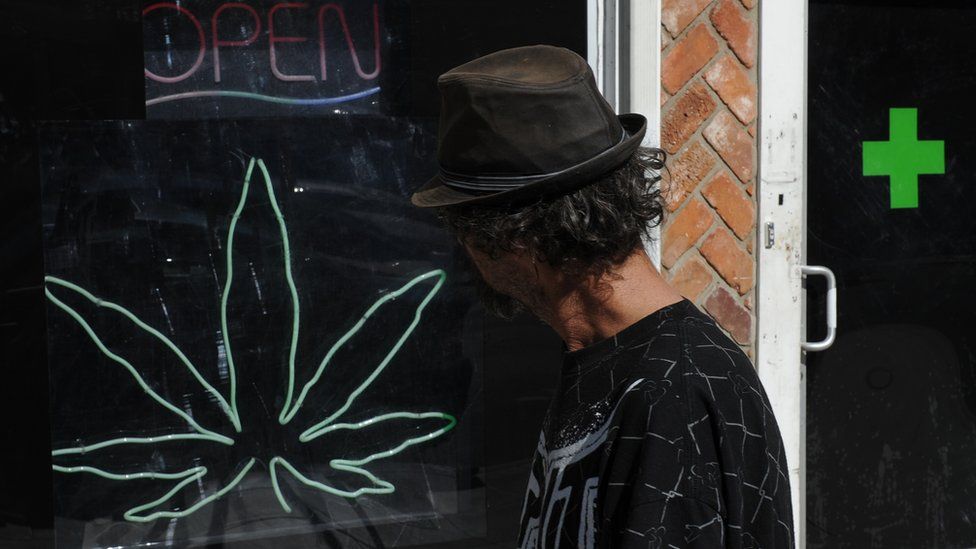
[561, 297, 693, 369]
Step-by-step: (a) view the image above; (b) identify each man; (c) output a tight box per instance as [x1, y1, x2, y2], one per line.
[411, 45, 794, 548]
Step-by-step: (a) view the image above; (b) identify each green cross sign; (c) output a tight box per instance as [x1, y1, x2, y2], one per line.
[862, 108, 945, 209]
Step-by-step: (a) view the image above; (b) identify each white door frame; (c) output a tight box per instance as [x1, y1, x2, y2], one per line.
[756, 0, 807, 547]
[589, 0, 663, 266]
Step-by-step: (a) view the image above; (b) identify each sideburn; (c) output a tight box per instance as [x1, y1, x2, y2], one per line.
[439, 221, 526, 321]
[460, 250, 528, 320]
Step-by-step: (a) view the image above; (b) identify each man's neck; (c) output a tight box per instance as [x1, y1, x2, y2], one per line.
[534, 248, 685, 352]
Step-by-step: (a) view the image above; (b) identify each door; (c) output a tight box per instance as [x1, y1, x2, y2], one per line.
[806, 1, 976, 547]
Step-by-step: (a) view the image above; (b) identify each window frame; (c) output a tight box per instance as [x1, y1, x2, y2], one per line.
[589, 0, 663, 265]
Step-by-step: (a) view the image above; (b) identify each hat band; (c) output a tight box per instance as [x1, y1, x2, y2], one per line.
[439, 170, 541, 192]
[439, 129, 627, 193]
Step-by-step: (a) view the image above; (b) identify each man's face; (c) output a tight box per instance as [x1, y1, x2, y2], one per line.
[459, 240, 535, 320]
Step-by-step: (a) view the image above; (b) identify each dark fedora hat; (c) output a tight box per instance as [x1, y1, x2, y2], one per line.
[410, 44, 647, 208]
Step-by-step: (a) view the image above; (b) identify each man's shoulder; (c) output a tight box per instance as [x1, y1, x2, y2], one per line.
[623, 301, 755, 384]
[610, 303, 762, 421]
[672, 304, 757, 377]
[666, 303, 779, 435]
[670, 304, 795, 543]
[604, 301, 795, 546]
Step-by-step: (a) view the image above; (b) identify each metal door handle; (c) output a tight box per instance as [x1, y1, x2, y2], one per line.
[801, 265, 837, 352]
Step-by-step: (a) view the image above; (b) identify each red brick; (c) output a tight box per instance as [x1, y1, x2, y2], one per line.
[747, 123, 756, 137]
[662, 0, 712, 37]
[664, 140, 716, 211]
[741, 0, 757, 9]
[745, 182, 755, 196]
[662, 27, 673, 50]
[700, 229, 754, 294]
[711, 0, 756, 68]
[704, 287, 752, 344]
[662, 24, 719, 94]
[744, 293, 753, 311]
[661, 82, 716, 154]
[703, 110, 754, 182]
[669, 256, 713, 301]
[703, 54, 757, 124]
[661, 89, 671, 107]
[701, 171, 756, 238]
[662, 199, 714, 268]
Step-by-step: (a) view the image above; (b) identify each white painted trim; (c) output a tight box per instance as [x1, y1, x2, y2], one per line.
[628, 0, 663, 268]
[589, 0, 663, 266]
[628, 0, 661, 147]
[756, 0, 807, 547]
[588, 0, 605, 97]
[589, 0, 619, 108]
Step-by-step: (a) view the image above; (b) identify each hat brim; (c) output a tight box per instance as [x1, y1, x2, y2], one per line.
[410, 113, 647, 208]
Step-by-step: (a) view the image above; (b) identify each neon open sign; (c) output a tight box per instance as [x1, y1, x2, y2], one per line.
[142, 1, 384, 111]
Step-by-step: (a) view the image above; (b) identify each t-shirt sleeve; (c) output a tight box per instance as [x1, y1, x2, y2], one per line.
[677, 315, 796, 548]
[596, 314, 795, 548]
[613, 496, 727, 547]
[601, 377, 729, 547]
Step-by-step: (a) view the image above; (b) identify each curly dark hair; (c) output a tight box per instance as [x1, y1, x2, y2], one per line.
[437, 147, 667, 280]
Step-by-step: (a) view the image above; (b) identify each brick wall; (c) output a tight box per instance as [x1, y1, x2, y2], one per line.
[659, 0, 758, 352]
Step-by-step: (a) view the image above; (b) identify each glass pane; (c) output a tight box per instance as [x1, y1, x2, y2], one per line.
[0, 0, 586, 546]
[808, 1, 976, 547]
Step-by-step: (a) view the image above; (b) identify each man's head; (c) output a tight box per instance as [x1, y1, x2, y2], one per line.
[410, 45, 666, 318]
[439, 148, 665, 319]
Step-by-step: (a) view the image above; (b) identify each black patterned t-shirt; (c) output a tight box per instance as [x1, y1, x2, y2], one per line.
[516, 298, 795, 548]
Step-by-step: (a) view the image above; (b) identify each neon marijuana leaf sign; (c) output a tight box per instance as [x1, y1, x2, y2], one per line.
[45, 157, 455, 522]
